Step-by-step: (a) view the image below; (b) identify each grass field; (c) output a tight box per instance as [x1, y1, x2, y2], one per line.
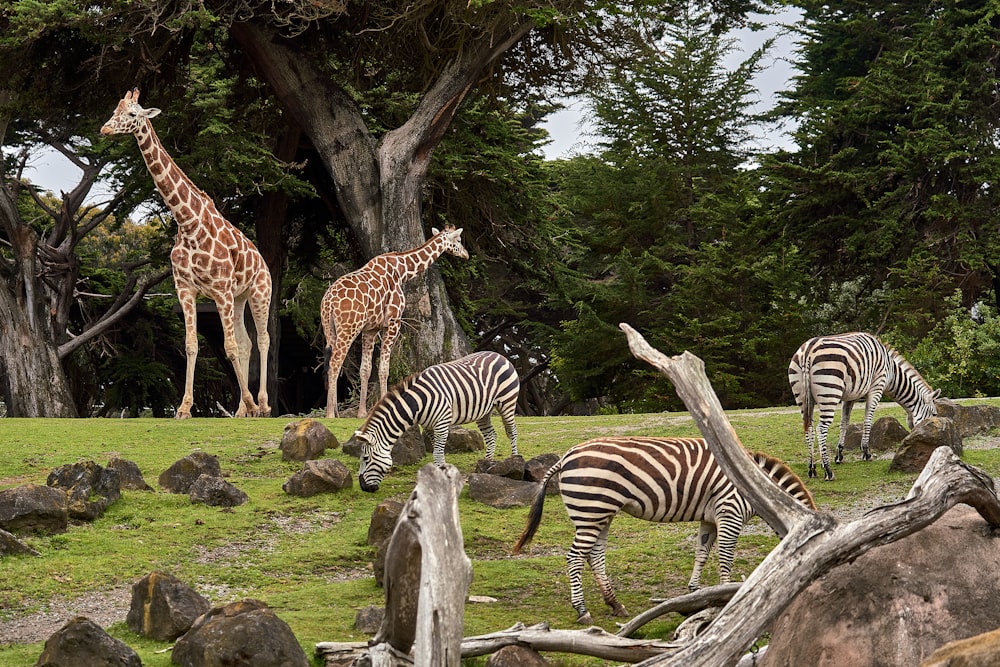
[1, 399, 998, 666]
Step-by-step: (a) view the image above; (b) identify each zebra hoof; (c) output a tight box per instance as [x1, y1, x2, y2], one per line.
[612, 603, 629, 617]
[824, 471, 836, 482]
[576, 611, 593, 625]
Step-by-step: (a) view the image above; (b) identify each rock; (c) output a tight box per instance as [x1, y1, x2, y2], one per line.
[159, 452, 222, 493]
[525, 453, 561, 494]
[107, 457, 153, 491]
[921, 626, 1000, 667]
[47, 460, 121, 521]
[33, 616, 141, 667]
[392, 425, 426, 466]
[126, 571, 211, 641]
[486, 644, 549, 666]
[354, 606, 383, 634]
[0, 527, 38, 556]
[466, 473, 539, 508]
[935, 398, 1000, 438]
[280, 418, 338, 461]
[189, 474, 248, 508]
[422, 425, 486, 455]
[282, 459, 353, 497]
[889, 417, 962, 474]
[369, 500, 404, 587]
[0, 484, 68, 535]
[474, 455, 526, 480]
[841, 416, 908, 453]
[171, 599, 309, 667]
[761, 505, 1000, 667]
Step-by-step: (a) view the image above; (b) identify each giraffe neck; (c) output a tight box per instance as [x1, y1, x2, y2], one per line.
[132, 121, 215, 232]
[394, 235, 447, 281]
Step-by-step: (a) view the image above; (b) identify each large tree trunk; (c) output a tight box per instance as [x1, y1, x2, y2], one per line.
[232, 20, 532, 373]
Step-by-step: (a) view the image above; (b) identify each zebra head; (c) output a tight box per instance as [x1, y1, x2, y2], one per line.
[351, 430, 392, 493]
[907, 388, 941, 429]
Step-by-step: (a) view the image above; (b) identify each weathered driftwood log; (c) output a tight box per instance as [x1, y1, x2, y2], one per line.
[357, 463, 473, 667]
[616, 583, 742, 638]
[618, 322, 1000, 667]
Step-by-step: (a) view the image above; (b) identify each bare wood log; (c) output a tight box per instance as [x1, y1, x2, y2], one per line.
[618, 323, 1000, 667]
[370, 463, 473, 666]
[616, 583, 742, 638]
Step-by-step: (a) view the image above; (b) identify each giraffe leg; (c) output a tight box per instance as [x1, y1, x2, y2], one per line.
[217, 297, 258, 418]
[375, 319, 402, 408]
[231, 295, 258, 417]
[357, 330, 378, 419]
[176, 288, 200, 419]
[248, 287, 271, 417]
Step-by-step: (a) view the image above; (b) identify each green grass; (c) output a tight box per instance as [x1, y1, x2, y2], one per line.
[1, 401, 998, 666]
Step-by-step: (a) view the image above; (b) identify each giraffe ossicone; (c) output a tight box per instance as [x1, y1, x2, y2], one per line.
[101, 88, 273, 419]
[320, 225, 469, 418]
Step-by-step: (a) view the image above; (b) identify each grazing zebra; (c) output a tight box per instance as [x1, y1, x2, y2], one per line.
[788, 332, 939, 481]
[345, 351, 520, 492]
[512, 436, 815, 624]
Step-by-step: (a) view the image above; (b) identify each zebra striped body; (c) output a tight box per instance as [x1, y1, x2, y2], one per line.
[348, 351, 520, 492]
[788, 332, 939, 481]
[512, 436, 814, 624]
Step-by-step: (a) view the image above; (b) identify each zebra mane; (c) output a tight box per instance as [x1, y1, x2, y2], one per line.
[357, 371, 422, 432]
[886, 345, 934, 393]
[750, 451, 816, 510]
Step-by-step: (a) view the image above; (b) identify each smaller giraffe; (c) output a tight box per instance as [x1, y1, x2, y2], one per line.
[321, 226, 469, 418]
[101, 89, 272, 418]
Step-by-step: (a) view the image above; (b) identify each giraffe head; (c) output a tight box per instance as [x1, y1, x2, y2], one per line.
[431, 225, 469, 260]
[100, 88, 161, 137]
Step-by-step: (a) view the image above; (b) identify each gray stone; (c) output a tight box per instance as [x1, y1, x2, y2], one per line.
[0, 484, 68, 535]
[282, 459, 353, 497]
[475, 455, 526, 480]
[889, 417, 962, 474]
[761, 505, 1000, 667]
[391, 425, 426, 466]
[369, 500, 405, 587]
[171, 599, 309, 667]
[188, 474, 248, 508]
[422, 425, 486, 454]
[47, 460, 121, 521]
[487, 644, 549, 666]
[0, 527, 38, 556]
[466, 473, 539, 508]
[353, 606, 384, 634]
[107, 457, 153, 491]
[33, 616, 141, 667]
[159, 451, 222, 493]
[936, 398, 1000, 438]
[525, 453, 561, 494]
[127, 571, 211, 641]
[280, 418, 338, 461]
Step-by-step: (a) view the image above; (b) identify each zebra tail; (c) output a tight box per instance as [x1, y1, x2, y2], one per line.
[801, 356, 815, 431]
[512, 459, 561, 555]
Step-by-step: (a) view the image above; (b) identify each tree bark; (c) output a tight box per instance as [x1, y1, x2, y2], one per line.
[231, 20, 532, 373]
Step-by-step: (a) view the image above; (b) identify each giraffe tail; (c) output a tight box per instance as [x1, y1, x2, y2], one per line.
[323, 344, 332, 389]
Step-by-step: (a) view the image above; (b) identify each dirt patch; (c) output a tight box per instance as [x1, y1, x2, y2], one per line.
[0, 586, 131, 646]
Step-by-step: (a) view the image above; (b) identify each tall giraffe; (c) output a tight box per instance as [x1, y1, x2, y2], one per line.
[101, 89, 272, 419]
[321, 226, 469, 418]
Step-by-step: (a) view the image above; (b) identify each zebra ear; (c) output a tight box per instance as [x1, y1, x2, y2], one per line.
[931, 389, 941, 400]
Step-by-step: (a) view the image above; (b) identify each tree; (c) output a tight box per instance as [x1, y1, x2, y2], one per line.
[762, 0, 1000, 343]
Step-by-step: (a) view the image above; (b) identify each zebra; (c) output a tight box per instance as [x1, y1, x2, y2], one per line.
[512, 436, 815, 624]
[344, 351, 520, 492]
[788, 331, 939, 481]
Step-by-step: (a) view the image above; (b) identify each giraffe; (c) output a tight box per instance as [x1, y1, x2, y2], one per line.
[101, 89, 272, 419]
[321, 226, 469, 418]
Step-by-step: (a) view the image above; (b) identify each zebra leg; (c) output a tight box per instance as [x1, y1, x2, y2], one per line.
[476, 416, 499, 460]
[714, 513, 743, 585]
[431, 423, 449, 467]
[835, 401, 853, 464]
[566, 539, 594, 624]
[688, 521, 717, 591]
[816, 410, 836, 481]
[805, 425, 817, 479]
[497, 399, 519, 457]
[860, 389, 884, 462]
[589, 523, 627, 618]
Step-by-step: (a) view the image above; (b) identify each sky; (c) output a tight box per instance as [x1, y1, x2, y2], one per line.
[23, 8, 803, 197]
[539, 7, 803, 160]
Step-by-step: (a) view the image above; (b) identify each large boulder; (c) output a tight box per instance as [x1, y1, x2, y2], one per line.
[47, 460, 121, 521]
[188, 474, 248, 508]
[33, 616, 141, 667]
[282, 459, 353, 497]
[171, 599, 309, 667]
[935, 399, 1000, 438]
[422, 425, 486, 455]
[107, 457, 153, 491]
[842, 416, 909, 454]
[466, 474, 539, 508]
[889, 417, 962, 474]
[761, 505, 1000, 667]
[475, 455, 526, 480]
[126, 571, 211, 641]
[159, 452, 222, 493]
[0, 484, 68, 535]
[280, 418, 338, 461]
